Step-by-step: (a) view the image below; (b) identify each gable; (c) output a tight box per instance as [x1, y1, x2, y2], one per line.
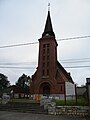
[56, 61, 74, 84]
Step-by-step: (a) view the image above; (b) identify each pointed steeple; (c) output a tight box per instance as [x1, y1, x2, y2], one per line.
[42, 5, 55, 37]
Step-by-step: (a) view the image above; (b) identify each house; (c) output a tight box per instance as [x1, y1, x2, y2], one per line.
[2, 85, 29, 98]
[76, 86, 86, 98]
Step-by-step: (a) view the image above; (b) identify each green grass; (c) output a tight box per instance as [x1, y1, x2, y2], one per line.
[76, 97, 87, 106]
[0, 97, 88, 106]
[54, 97, 87, 106]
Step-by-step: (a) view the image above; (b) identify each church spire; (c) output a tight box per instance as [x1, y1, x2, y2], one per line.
[42, 4, 55, 37]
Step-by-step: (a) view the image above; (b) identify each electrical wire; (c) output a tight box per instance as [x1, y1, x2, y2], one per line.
[0, 35, 90, 69]
[61, 60, 90, 64]
[0, 35, 90, 49]
[0, 62, 36, 65]
[0, 66, 35, 69]
[0, 57, 90, 65]
[60, 57, 90, 61]
[57, 35, 90, 41]
[0, 65, 90, 69]
[0, 41, 38, 49]
[65, 66, 90, 69]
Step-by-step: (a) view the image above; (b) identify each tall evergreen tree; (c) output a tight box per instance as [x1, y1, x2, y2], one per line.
[0, 73, 10, 96]
[15, 74, 31, 97]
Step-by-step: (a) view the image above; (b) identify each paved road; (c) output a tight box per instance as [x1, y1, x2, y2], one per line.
[0, 111, 89, 120]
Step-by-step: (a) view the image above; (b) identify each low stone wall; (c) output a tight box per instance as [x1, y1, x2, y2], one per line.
[48, 105, 90, 116]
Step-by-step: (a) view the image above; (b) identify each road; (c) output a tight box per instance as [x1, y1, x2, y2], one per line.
[0, 111, 89, 120]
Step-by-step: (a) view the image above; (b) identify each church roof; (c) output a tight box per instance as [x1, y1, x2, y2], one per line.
[57, 61, 74, 83]
[42, 10, 55, 37]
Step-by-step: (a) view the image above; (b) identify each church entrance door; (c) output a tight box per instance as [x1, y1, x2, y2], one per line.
[43, 85, 50, 96]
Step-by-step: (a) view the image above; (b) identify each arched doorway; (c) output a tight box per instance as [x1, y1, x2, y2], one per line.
[43, 85, 50, 96]
[39, 82, 51, 96]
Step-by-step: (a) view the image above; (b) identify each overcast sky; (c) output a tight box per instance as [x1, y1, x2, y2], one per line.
[0, 0, 90, 86]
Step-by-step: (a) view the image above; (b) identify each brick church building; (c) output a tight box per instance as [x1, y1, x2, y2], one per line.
[30, 8, 75, 99]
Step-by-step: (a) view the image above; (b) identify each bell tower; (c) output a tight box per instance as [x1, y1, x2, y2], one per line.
[38, 8, 58, 81]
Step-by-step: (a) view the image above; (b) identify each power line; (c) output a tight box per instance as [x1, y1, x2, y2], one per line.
[61, 60, 90, 64]
[60, 57, 90, 62]
[57, 35, 90, 41]
[0, 57, 90, 65]
[0, 35, 90, 49]
[65, 66, 90, 69]
[0, 65, 90, 69]
[0, 62, 36, 65]
[0, 60, 90, 65]
[0, 66, 35, 69]
[0, 42, 38, 49]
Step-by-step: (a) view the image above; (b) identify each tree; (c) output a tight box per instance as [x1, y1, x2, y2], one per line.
[15, 74, 31, 98]
[16, 74, 31, 88]
[0, 73, 10, 96]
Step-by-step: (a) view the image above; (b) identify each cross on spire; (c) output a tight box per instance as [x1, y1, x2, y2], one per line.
[48, 3, 50, 11]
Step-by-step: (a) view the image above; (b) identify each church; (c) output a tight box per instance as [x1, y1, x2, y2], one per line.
[30, 7, 75, 100]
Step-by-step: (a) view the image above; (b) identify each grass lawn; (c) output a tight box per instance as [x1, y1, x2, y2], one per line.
[54, 97, 87, 106]
[0, 96, 88, 106]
